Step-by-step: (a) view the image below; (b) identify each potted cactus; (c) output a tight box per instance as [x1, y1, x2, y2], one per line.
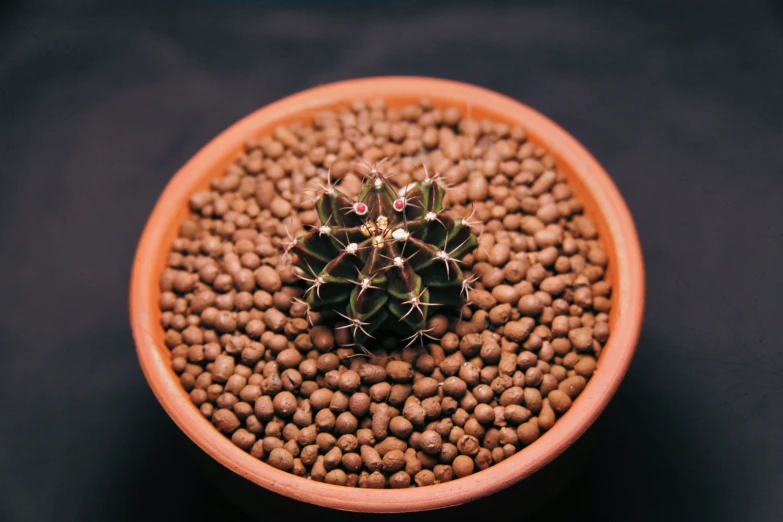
[290, 164, 478, 349]
[130, 77, 645, 513]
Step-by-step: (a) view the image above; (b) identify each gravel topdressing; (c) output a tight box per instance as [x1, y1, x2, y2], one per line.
[158, 97, 612, 488]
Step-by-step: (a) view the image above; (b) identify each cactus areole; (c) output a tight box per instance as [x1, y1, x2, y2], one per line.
[291, 165, 479, 350]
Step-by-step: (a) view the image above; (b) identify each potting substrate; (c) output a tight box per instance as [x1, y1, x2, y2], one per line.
[158, 98, 612, 489]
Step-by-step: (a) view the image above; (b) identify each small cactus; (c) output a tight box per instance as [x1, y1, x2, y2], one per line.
[290, 163, 479, 349]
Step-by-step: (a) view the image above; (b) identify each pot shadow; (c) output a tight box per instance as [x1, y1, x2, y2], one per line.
[109, 328, 727, 522]
[528, 327, 731, 521]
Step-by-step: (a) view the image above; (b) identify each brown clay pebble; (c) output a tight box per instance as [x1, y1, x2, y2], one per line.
[255, 266, 281, 292]
[388, 471, 411, 488]
[548, 390, 573, 414]
[538, 400, 556, 431]
[231, 429, 256, 451]
[267, 448, 294, 471]
[310, 326, 334, 351]
[316, 409, 336, 432]
[387, 361, 414, 382]
[311, 456, 329, 482]
[339, 371, 361, 393]
[558, 375, 586, 399]
[415, 469, 437, 487]
[419, 430, 443, 455]
[325, 469, 348, 485]
[382, 449, 406, 472]
[390, 416, 414, 439]
[277, 348, 302, 369]
[433, 464, 453, 483]
[273, 392, 297, 417]
[517, 420, 540, 445]
[213, 409, 240, 434]
[504, 320, 534, 342]
[457, 435, 480, 456]
[366, 471, 386, 488]
[159, 97, 612, 488]
[475, 448, 493, 471]
[442, 376, 468, 398]
[212, 355, 235, 383]
[324, 446, 343, 470]
[474, 403, 495, 424]
[452, 455, 475, 478]
[413, 377, 439, 399]
[568, 327, 594, 351]
[342, 452, 362, 473]
[361, 445, 383, 472]
[359, 364, 387, 385]
[574, 357, 597, 377]
[349, 393, 371, 417]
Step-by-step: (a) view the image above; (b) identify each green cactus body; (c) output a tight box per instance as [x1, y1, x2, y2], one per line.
[291, 167, 478, 349]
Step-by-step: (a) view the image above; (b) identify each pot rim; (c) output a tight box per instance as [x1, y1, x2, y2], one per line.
[130, 76, 645, 512]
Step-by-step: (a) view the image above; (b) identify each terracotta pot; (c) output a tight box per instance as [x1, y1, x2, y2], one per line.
[130, 76, 645, 513]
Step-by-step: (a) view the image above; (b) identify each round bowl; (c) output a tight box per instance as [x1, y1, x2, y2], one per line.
[130, 76, 645, 512]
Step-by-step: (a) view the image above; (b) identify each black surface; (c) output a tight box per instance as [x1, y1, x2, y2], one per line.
[1, 1, 782, 520]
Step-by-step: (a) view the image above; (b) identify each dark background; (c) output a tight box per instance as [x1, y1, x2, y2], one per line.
[1, 0, 781, 520]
